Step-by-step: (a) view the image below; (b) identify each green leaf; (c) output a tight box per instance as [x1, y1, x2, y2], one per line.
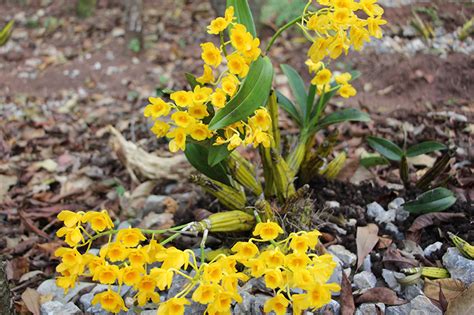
[0, 20, 15, 46]
[208, 143, 232, 166]
[184, 142, 231, 185]
[366, 136, 404, 162]
[406, 141, 447, 157]
[208, 56, 273, 130]
[360, 154, 390, 168]
[276, 90, 302, 126]
[185, 73, 200, 89]
[227, 0, 257, 37]
[316, 108, 371, 131]
[404, 187, 457, 214]
[280, 64, 307, 113]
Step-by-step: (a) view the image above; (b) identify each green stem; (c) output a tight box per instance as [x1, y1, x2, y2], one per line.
[265, 13, 310, 54]
[220, 32, 228, 56]
[200, 229, 208, 265]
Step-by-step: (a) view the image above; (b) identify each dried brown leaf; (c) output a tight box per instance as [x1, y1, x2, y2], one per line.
[382, 247, 418, 269]
[356, 224, 379, 270]
[341, 270, 355, 315]
[21, 288, 40, 315]
[407, 213, 465, 243]
[355, 287, 407, 305]
[424, 278, 468, 304]
[446, 283, 474, 315]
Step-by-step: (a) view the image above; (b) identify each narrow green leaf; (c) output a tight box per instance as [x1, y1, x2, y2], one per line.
[208, 143, 232, 166]
[316, 108, 371, 131]
[227, 0, 256, 36]
[404, 188, 456, 214]
[208, 56, 273, 130]
[184, 143, 230, 185]
[366, 136, 404, 161]
[276, 90, 302, 126]
[185, 73, 200, 89]
[281, 64, 307, 113]
[0, 20, 15, 46]
[360, 154, 390, 168]
[306, 84, 317, 125]
[406, 141, 447, 157]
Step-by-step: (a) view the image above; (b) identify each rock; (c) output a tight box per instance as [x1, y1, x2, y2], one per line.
[139, 212, 174, 229]
[316, 299, 340, 315]
[141, 311, 158, 315]
[37, 279, 95, 304]
[41, 301, 81, 315]
[361, 255, 372, 272]
[353, 271, 377, 290]
[327, 260, 343, 288]
[423, 242, 443, 257]
[356, 303, 385, 315]
[328, 245, 357, 267]
[403, 281, 424, 300]
[386, 303, 411, 315]
[233, 292, 270, 315]
[367, 202, 385, 220]
[143, 195, 170, 215]
[325, 201, 340, 208]
[410, 295, 442, 315]
[377, 209, 397, 224]
[240, 278, 272, 294]
[395, 207, 410, 222]
[443, 247, 474, 284]
[385, 223, 404, 240]
[168, 271, 195, 298]
[382, 269, 403, 293]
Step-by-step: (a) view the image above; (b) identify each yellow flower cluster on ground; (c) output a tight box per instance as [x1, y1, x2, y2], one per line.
[302, 0, 386, 99]
[143, 6, 272, 153]
[54, 210, 339, 314]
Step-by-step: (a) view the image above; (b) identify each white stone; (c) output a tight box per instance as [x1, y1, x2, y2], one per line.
[423, 242, 443, 257]
[328, 245, 357, 267]
[367, 202, 385, 219]
[382, 269, 403, 293]
[37, 279, 94, 304]
[41, 301, 81, 315]
[325, 201, 340, 208]
[353, 271, 377, 290]
[443, 247, 474, 284]
[410, 295, 442, 315]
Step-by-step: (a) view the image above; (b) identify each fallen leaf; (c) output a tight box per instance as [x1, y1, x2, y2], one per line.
[19, 270, 44, 283]
[33, 159, 58, 172]
[424, 278, 467, 304]
[350, 166, 375, 185]
[407, 213, 465, 243]
[407, 154, 436, 167]
[0, 174, 17, 202]
[129, 180, 158, 211]
[382, 247, 418, 269]
[377, 236, 393, 249]
[6, 257, 29, 281]
[21, 288, 40, 315]
[355, 287, 407, 305]
[341, 270, 355, 315]
[356, 224, 379, 270]
[446, 283, 474, 315]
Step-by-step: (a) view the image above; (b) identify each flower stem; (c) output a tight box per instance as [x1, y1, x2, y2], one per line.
[265, 13, 311, 54]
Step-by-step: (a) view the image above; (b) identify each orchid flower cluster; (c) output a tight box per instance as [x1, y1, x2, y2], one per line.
[54, 210, 339, 314]
[301, 0, 387, 98]
[144, 6, 272, 153]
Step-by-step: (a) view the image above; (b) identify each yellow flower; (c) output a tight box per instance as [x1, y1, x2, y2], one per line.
[221, 74, 239, 96]
[56, 226, 83, 247]
[55, 247, 85, 275]
[308, 38, 330, 62]
[241, 38, 261, 62]
[350, 25, 371, 50]
[144, 239, 166, 264]
[333, 0, 357, 10]
[192, 85, 213, 104]
[211, 88, 227, 108]
[292, 293, 310, 315]
[116, 227, 146, 248]
[292, 268, 314, 288]
[339, 83, 357, 98]
[201, 42, 222, 68]
[56, 274, 77, 293]
[171, 111, 195, 128]
[249, 108, 271, 131]
[335, 72, 352, 85]
[367, 15, 387, 39]
[245, 258, 266, 277]
[144, 97, 171, 119]
[230, 24, 252, 52]
[171, 90, 193, 107]
[157, 297, 190, 315]
[192, 284, 217, 304]
[311, 68, 332, 86]
[136, 275, 156, 293]
[307, 13, 332, 34]
[57, 210, 83, 228]
[227, 53, 249, 78]
[119, 265, 142, 286]
[225, 6, 234, 23]
[151, 120, 171, 138]
[203, 262, 223, 283]
[157, 247, 189, 270]
[264, 268, 284, 289]
[188, 104, 209, 119]
[261, 248, 285, 268]
[93, 263, 120, 284]
[333, 8, 353, 25]
[128, 247, 148, 266]
[305, 59, 323, 73]
[231, 241, 259, 260]
[305, 282, 333, 309]
[227, 133, 242, 151]
[167, 127, 187, 153]
[189, 123, 212, 141]
[213, 291, 234, 312]
[84, 254, 105, 274]
[263, 293, 289, 315]
[137, 290, 160, 307]
[328, 34, 349, 59]
[100, 242, 129, 262]
[285, 252, 310, 271]
[359, 0, 384, 17]
[92, 290, 127, 314]
[196, 64, 215, 84]
[305, 230, 322, 249]
[252, 221, 284, 241]
[150, 267, 174, 290]
[81, 210, 114, 232]
[208, 17, 230, 34]
[290, 234, 310, 253]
